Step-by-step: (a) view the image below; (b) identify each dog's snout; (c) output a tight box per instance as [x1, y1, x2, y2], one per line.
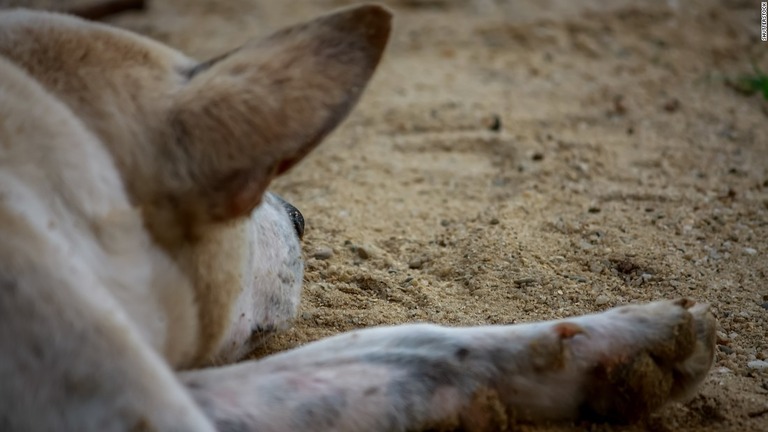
[273, 195, 304, 240]
[285, 202, 304, 240]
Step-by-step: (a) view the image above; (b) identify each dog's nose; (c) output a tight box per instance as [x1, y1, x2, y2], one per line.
[273, 195, 305, 240]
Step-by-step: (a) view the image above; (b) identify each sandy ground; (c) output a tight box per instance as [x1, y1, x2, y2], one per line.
[13, 0, 768, 430]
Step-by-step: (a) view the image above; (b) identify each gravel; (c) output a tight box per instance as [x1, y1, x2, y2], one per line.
[312, 246, 334, 260]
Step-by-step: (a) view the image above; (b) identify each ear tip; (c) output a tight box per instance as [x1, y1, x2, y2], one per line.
[346, 3, 394, 21]
[358, 3, 395, 23]
[332, 3, 393, 51]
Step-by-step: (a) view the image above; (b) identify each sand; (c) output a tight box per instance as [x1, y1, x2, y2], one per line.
[16, 0, 768, 429]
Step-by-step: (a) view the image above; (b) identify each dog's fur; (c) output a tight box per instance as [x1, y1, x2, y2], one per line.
[0, 5, 716, 431]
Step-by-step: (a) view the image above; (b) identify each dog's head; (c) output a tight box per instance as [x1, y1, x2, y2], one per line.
[0, 4, 391, 361]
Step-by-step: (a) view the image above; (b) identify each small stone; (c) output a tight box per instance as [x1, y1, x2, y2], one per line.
[595, 295, 610, 305]
[708, 248, 721, 260]
[747, 360, 768, 370]
[312, 246, 334, 260]
[760, 302, 768, 310]
[568, 274, 588, 283]
[514, 277, 536, 286]
[485, 114, 502, 132]
[743, 247, 757, 255]
[355, 244, 376, 260]
[718, 345, 734, 355]
[663, 98, 680, 112]
[408, 256, 428, 269]
[489, 218, 500, 225]
[531, 152, 544, 161]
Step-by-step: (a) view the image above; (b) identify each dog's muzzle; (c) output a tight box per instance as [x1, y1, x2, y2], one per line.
[273, 195, 305, 240]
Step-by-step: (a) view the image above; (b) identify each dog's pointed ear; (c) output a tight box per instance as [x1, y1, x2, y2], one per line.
[167, 5, 391, 223]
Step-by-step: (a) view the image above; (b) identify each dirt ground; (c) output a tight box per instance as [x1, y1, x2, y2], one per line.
[15, 0, 768, 430]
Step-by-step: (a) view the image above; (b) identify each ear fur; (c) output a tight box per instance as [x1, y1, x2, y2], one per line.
[164, 4, 391, 225]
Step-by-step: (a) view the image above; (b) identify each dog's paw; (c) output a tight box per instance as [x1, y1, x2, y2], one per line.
[565, 298, 717, 421]
[485, 298, 717, 424]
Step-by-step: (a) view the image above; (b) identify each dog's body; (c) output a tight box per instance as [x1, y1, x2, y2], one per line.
[0, 5, 716, 431]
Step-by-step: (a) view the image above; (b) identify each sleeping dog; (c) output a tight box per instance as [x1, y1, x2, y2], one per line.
[0, 4, 716, 431]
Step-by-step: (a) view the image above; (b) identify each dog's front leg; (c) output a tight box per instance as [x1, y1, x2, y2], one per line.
[181, 298, 715, 431]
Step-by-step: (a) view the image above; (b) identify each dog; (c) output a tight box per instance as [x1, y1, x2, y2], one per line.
[0, 4, 717, 431]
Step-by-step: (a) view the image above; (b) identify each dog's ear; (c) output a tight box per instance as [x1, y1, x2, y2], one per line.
[166, 5, 391, 224]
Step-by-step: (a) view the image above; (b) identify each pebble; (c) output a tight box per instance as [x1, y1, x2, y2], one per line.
[568, 274, 588, 283]
[589, 261, 603, 273]
[747, 360, 768, 370]
[743, 247, 757, 255]
[595, 294, 610, 305]
[356, 247, 370, 259]
[663, 98, 680, 112]
[354, 244, 379, 260]
[485, 114, 502, 132]
[718, 345, 734, 355]
[408, 256, 427, 269]
[312, 246, 334, 260]
[761, 302, 768, 310]
[514, 277, 536, 286]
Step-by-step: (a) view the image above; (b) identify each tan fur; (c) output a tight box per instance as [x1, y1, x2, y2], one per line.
[0, 7, 390, 430]
[0, 52, 208, 430]
[0, 6, 389, 366]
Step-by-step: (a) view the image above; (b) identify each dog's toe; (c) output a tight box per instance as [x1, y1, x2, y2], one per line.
[572, 299, 716, 421]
